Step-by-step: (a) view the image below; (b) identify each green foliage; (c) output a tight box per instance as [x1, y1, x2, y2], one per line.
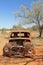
[32, 25, 38, 31]
[1, 28, 7, 34]
[26, 25, 38, 31]
[12, 24, 25, 30]
[14, 0, 43, 37]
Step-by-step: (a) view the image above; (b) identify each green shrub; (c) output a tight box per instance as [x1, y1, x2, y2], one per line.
[1, 28, 7, 34]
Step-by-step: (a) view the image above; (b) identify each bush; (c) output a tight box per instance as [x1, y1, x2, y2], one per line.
[1, 28, 7, 34]
[32, 25, 38, 31]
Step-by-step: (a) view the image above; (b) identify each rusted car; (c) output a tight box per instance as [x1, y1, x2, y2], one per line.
[3, 30, 35, 57]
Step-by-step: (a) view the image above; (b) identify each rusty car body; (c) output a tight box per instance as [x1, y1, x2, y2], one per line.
[3, 30, 35, 57]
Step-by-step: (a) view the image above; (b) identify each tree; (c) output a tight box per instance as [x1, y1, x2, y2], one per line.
[12, 24, 25, 30]
[14, 0, 43, 37]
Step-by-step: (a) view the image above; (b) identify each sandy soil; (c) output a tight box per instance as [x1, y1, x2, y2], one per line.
[0, 31, 43, 65]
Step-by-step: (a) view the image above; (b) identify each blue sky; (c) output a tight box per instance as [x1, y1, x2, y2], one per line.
[0, 0, 37, 29]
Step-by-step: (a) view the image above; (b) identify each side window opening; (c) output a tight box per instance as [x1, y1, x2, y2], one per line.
[26, 40, 31, 42]
[9, 40, 15, 42]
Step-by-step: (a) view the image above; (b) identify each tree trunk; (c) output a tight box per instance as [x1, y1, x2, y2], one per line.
[39, 26, 42, 38]
[39, 30, 42, 38]
[37, 20, 42, 38]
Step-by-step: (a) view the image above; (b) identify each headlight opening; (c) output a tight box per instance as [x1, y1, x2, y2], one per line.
[4, 47, 9, 52]
[28, 49, 33, 53]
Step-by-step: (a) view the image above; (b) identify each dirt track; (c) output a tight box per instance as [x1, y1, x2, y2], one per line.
[0, 31, 43, 65]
